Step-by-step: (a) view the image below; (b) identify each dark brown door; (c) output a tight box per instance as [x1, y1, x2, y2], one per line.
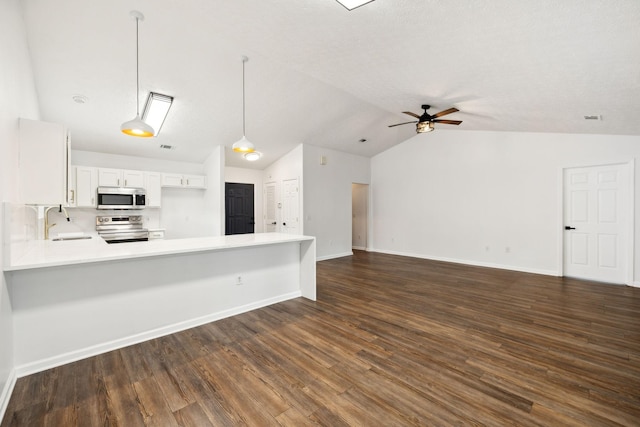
[225, 183, 255, 235]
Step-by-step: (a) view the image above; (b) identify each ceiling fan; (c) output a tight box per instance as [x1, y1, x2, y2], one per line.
[389, 104, 462, 133]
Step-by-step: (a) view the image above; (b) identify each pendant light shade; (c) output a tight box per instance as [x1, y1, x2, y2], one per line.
[233, 136, 255, 153]
[232, 56, 255, 153]
[121, 114, 155, 137]
[121, 10, 154, 138]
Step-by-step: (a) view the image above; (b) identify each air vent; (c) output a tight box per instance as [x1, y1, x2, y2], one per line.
[584, 115, 602, 121]
[159, 144, 175, 150]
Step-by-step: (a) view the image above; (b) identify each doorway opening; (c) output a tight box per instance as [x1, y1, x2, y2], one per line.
[225, 182, 255, 235]
[352, 183, 369, 250]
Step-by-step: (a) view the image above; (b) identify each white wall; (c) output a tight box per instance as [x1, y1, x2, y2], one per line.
[0, 0, 42, 418]
[225, 166, 264, 233]
[303, 144, 370, 260]
[371, 129, 640, 283]
[203, 146, 224, 237]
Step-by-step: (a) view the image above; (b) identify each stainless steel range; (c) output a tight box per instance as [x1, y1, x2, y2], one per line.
[96, 215, 149, 244]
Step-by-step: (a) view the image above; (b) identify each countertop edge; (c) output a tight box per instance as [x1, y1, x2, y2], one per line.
[4, 233, 315, 272]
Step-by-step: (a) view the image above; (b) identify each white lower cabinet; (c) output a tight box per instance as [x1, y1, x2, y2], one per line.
[72, 166, 98, 207]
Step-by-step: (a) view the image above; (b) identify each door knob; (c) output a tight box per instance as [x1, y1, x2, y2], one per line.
[564, 226, 576, 230]
[271, 222, 277, 225]
[283, 222, 286, 226]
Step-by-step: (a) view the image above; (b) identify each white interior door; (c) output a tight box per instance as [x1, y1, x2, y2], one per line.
[263, 182, 277, 232]
[563, 163, 630, 284]
[282, 178, 299, 234]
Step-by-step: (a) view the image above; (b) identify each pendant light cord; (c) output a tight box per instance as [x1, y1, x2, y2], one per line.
[135, 16, 140, 116]
[242, 57, 246, 137]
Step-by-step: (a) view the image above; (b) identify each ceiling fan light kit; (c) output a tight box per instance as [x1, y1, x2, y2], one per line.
[417, 121, 434, 133]
[232, 55, 257, 155]
[388, 104, 462, 134]
[121, 10, 155, 138]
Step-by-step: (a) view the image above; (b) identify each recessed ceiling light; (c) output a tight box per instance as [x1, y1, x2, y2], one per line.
[336, 0, 375, 11]
[72, 95, 88, 104]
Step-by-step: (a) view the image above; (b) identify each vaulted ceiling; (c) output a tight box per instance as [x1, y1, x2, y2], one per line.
[21, 0, 640, 169]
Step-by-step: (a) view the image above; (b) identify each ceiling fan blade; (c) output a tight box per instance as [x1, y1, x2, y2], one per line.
[402, 111, 421, 119]
[388, 120, 418, 128]
[433, 119, 462, 125]
[432, 107, 459, 118]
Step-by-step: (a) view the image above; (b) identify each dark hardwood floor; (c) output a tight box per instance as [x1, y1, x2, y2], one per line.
[3, 250, 640, 426]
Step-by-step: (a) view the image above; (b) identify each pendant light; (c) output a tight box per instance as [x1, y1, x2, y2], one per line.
[232, 56, 255, 153]
[121, 10, 154, 137]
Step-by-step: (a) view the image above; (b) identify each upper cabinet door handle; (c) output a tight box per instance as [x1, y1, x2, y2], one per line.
[565, 226, 576, 230]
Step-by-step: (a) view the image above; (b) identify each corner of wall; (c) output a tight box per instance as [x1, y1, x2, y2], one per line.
[203, 146, 225, 236]
[0, 208, 16, 425]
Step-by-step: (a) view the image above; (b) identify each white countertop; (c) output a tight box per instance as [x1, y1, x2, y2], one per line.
[5, 232, 315, 271]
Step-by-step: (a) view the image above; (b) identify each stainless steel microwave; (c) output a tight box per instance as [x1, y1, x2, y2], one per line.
[97, 187, 146, 210]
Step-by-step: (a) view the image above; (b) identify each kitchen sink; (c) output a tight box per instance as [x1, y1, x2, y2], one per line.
[51, 236, 92, 241]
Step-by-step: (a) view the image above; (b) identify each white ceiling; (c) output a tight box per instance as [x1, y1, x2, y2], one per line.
[21, 0, 640, 169]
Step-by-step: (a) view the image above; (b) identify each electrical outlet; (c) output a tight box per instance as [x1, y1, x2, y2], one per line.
[236, 275, 243, 285]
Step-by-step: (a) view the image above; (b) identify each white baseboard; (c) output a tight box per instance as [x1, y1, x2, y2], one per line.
[0, 368, 17, 424]
[370, 248, 559, 277]
[316, 251, 353, 262]
[14, 291, 301, 378]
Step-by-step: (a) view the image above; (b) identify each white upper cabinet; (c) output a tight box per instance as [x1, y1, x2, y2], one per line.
[160, 172, 184, 188]
[144, 171, 162, 207]
[123, 170, 145, 187]
[98, 168, 145, 188]
[161, 173, 207, 189]
[18, 118, 70, 205]
[71, 166, 98, 208]
[184, 174, 206, 188]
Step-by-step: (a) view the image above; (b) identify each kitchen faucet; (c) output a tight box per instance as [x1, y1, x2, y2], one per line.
[44, 204, 70, 240]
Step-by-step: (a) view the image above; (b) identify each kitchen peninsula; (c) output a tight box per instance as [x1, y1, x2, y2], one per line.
[4, 233, 316, 376]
